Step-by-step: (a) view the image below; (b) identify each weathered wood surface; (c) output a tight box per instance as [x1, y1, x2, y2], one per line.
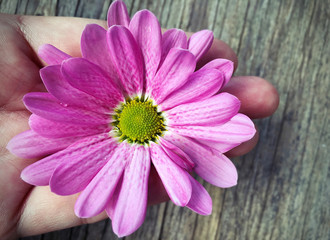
[1, 0, 329, 239]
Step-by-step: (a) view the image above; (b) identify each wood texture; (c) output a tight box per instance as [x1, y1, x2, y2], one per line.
[1, 0, 329, 239]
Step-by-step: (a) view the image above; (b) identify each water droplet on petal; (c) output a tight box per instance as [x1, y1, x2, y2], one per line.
[60, 102, 68, 107]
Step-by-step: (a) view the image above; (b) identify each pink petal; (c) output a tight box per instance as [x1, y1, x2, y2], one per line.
[40, 65, 109, 114]
[7, 130, 79, 159]
[186, 175, 212, 215]
[107, 26, 144, 96]
[159, 138, 195, 171]
[107, 0, 130, 28]
[149, 48, 196, 104]
[166, 93, 240, 126]
[159, 68, 224, 110]
[105, 176, 122, 220]
[187, 30, 214, 62]
[129, 10, 161, 89]
[201, 59, 234, 88]
[81, 24, 120, 87]
[110, 145, 150, 237]
[74, 143, 132, 218]
[21, 155, 61, 186]
[164, 133, 238, 187]
[160, 28, 187, 67]
[38, 44, 70, 65]
[50, 135, 118, 195]
[61, 58, 123, 108]
[169, 113, 256, 143]
[195, 139, 241, 153]
[20, 134, 108, 186]
[21, 134, 107, 186]
[150, 142, 192, 206]
[29, 114, 110, 138]
[23, 92, 110, 125]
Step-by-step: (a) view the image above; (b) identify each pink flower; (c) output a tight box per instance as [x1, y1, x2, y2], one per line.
[7, 0, 255, 237]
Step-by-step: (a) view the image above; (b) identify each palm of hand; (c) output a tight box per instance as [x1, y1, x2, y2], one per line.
[0, 15, 112, 239]
[0, 15, 41, 239]
[0, 14, 278, 239]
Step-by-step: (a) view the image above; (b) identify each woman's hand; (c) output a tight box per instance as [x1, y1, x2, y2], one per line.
[0, 14, 278, 239]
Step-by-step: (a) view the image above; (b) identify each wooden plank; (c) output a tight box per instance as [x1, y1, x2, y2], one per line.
[0, 0, 19, 14]
[0, 0, 328, 239]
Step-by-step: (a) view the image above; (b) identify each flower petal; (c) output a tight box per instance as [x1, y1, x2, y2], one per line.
[129, 10, 162, 88]
[166, 93, 240, 126]
[29, 114, 110, 138]
[40, 65, 109, 113]
[107, 0, 130, 28]
[110, 145, 150, 237]
[187, 30, 213, 62]
[159, 138, 195, 171]
[81, 24, 120, 87]
[38, 44, 70, 65]
[160, 28, 187, 67]
[21, 155, 60, 186]
[107, 26, 144, 96]
[195, 139, 240, 153]
[23, 92, 110, 125]
[105, 177, 122, 220]
[150, 142, 192, 206]
[201, 59, 234, 87]
[50, 135, 118, 195]
[159, 68, 224, 110]
[169, 113, 256, 143]
[20, 134, 108, 186]
[61, 58, 123, 108]
[164, 133, 238, 187]
[186, 175, 212, 215]
[74, 143, 132, 218]
[7, 130, 79, 159]
[149, 48, 196, 104]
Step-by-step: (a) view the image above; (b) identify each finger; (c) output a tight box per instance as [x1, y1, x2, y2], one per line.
[18, 167, 169, 237]
[148, 165, 169, 205]
[17, 186, 107, 237]
[14, 15, 107, 59]
[16, 15, 238, 70]
[0, 15, 44, 107]
[225, 128, 259, 158]
[197, 38, 238, 70]
[184, 32, 238, 70]
[221, 76, 279, 119]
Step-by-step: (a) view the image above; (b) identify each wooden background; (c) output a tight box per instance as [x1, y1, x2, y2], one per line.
[1, 0, 329, 239]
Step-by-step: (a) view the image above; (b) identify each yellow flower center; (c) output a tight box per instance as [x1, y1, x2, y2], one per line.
[113, 98, 166, 144]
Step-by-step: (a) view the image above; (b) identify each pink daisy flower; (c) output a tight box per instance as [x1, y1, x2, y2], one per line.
[7, 0, 256, 237]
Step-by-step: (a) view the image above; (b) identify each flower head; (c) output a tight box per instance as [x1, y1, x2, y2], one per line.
[7, 0, 256, 237]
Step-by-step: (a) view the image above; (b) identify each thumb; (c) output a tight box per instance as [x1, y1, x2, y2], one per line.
[14, 14, 107, 58]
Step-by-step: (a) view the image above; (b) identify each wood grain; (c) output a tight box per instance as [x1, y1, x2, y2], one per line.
[0, 0, 329, 239]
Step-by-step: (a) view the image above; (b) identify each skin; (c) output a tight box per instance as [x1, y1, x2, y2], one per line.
[0, 14, 279, 239]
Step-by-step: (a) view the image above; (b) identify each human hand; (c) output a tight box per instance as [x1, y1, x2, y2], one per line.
[0, 14, 278, 239]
